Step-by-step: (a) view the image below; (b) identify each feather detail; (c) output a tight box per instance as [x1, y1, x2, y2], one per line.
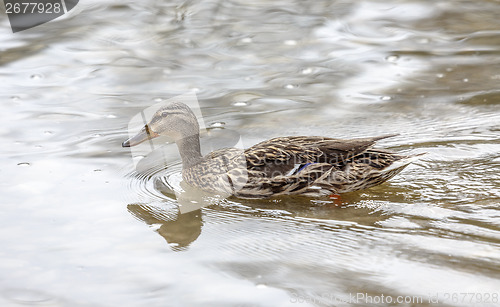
[182, 135, 422, 199]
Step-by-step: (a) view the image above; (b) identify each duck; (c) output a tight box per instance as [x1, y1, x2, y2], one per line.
[122, 102, 423, 199]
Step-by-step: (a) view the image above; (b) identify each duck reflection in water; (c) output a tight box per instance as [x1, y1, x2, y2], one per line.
[122, 101, 426, 251]
[127, 204, 203, 251]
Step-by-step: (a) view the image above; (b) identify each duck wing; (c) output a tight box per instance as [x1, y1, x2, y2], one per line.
[244, 134, 397, 176]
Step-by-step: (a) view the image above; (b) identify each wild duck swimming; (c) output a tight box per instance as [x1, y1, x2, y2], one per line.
[122, 102, 423, 199]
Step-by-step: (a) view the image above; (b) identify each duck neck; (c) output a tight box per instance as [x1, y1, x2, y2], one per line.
[175, 133, 203, 169]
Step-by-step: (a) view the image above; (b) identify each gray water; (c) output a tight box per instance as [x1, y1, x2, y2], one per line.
[1, 0, 499, 306]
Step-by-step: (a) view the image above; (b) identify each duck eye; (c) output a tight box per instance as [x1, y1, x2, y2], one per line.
[161, 111, 169, 117]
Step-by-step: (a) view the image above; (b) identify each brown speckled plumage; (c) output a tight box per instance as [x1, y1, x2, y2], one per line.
[123, 102, 423, 199]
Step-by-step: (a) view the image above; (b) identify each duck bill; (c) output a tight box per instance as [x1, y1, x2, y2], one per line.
[122, 125, 159, 147]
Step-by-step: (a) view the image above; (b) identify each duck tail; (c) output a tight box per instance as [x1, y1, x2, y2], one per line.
[371, 133, 400, 141]
[382, 152, 426, 173]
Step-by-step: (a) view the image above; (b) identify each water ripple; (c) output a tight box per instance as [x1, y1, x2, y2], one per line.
[125, 158, 182, 203]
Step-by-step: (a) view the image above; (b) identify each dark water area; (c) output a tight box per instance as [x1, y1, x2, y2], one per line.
[1, 0, 499, 306]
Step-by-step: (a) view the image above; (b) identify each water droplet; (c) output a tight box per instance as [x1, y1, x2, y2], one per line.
[17, 162, 30, 167]
[209, 122, 225, 128]
[191, 87, 200, 92]
[436, 73, 444, 78]
[240, 37, 252, 43]
[232, 101, 250, 107]
[182, 39, 195, 48]
[106, 114, 117, 118]
[463, 78, 469, 82]
[153, 97, 163, 102]
[133, 155, 145, 163]
[284, 40, 297, 46]
[417, 38, 429, 44]
[380, 96, 392, 101]
[91, 133, 102, 138]
[256, 284, 267, 289]
[385, 55, 399, 62]
[301, 67, 313, 74]
[30, 74, 43, 80]
[284, 84, 297, 89]
[446, 67, 453, 72]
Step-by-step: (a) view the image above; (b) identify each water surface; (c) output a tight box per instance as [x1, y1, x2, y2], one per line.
[1, 0, 499, 306]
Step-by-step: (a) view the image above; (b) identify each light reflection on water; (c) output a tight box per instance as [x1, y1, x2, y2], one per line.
[1, 0, 500, 306]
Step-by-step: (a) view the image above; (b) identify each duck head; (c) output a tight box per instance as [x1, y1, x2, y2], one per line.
[122, 102, 200, 147]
